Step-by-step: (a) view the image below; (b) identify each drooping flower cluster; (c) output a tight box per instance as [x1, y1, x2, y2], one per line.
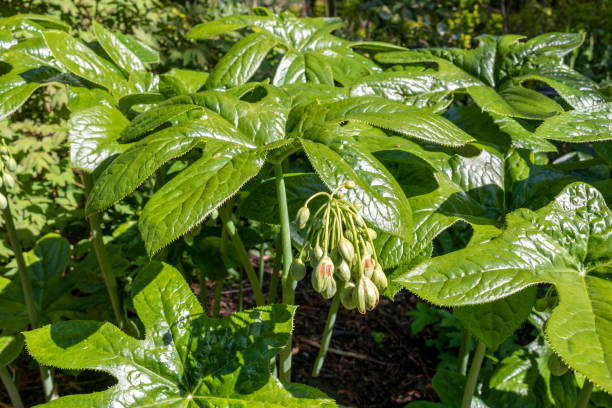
[291, 181, 387, 314]
[0, 145, 17, 210]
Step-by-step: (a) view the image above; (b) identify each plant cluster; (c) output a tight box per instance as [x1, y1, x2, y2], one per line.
[0, 5, 610, 408]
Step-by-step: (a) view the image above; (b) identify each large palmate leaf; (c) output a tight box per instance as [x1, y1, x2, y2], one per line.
[301, 123, 413, 241]
[188, 9, 380, 88]
[375, 33, 605, 119]
[25, 262, 336, 407]
[86, 86, 291, 255]
[0, 234, 104, 333]
[395, 183, 612, 393]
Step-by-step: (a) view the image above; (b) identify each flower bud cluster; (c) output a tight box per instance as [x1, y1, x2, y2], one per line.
[291, 181, 387, 314]
[0, 144, 17, 210]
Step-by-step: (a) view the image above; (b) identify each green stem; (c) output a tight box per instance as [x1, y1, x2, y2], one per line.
[576, 380, 593, 408]
[268, 235, 282, 304]
[198, 271, 207, 314]
[219, 207, 265, 306]
[275, 162, 296, 383]
[461, 341, 487, 408]
[2, 187, 56, 400]
[312, 294, 341, 377]
[457, 329, 472, 375]
[238, 268, 244, 312]
[259, 242, 266, 289]
[213, 279, 223, 318]
[82, 173, 126, 330]
[0, 366, 23, 408]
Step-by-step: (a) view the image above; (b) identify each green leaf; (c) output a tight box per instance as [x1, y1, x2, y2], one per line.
[515, 66, 605, 110]
[395, 183, 612, 393]
[237, 174, 327, 224]
[206, 33, 276, 89]
[0, 335, 23, 367]
[25, 262, 336, 407]
[301, 127, 413, 241]
[86, 120, 220, 214]
[42, 30, 130, 96]
[139, 143, 266, 256]
[497, 86, 563, 119]
[160, 68, 209, 95]
[0, 234, 104, 333]
[118, 104, 204, 143]
[93, 22, 147, 74]
[68, 104, 130, 172]
[455, 287, 536, 350]
[508, 33, 585, 60]
[533, 102, 612, 142]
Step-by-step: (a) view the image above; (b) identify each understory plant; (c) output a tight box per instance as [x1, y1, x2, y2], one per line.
[0, 7, 610, 408]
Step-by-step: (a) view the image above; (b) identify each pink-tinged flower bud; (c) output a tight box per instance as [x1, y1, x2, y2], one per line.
[335, 260, 351, 281]
[364, 277, 379, 311]
[320, 276, 337, 299]
[296, 206, 310, 230]
[371, 265, 387, 291]
[353, 277, 368, 314]
[338, 237, 355, 264]
[312, 255, 334, 293]
[291, 258, 307, 281]
[362, 255, 375, 278]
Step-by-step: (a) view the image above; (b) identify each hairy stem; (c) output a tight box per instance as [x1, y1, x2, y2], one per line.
[268, 235, 282, 304]
[82, 173, 126, 330]
[457, 329, 472, 375]
[2, 188, 56, 400]
[312, 294, 341, 377]
[219, 207, 265, 306]
[0, 366, 23, 408]
[275, 162, 296, 383]
[213, 279, 223, 318]
[461, 340, 487, 408]
[576, 380, 593, 408]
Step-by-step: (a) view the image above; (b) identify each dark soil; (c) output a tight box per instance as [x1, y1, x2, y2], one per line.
[0, 257, 440, 407]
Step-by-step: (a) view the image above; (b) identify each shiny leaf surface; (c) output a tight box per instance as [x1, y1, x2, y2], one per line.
[25, 262, 336, 407]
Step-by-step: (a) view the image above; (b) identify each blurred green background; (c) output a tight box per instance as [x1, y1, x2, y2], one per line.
[1, 0, 609, 82]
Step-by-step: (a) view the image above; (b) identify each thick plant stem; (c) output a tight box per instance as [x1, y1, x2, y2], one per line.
[268, 235, 282, 304]
[461, 340, 487, 408]
[457, 329, 472, 375]
[82, 173, 126, 330]
[219, 207, 265, 306]
[275, 162, 296, 383]
[576, 380, 593, 408]
[213, 280, 223, 318]
[0, 366, 23, 408]
[2, 190, 55, 400]
[198, 271, 207, 314]
[312, 294, 341, 377]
